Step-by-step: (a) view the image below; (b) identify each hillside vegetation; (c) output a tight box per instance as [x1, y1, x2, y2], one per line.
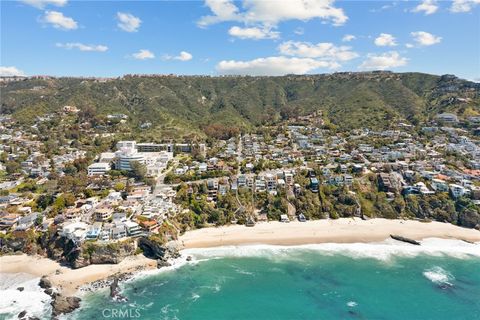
[1, 72, 479, 136]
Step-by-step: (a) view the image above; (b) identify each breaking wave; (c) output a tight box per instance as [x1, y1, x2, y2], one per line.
[423, 266, 454, 285]
[181, 238, 480, 262]
[0, 273, 52, 320]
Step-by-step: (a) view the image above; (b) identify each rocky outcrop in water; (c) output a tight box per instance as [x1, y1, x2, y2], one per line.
[51, 295, 81, 317]
[17, 310, 40, 320]
[38, 275, 52, 289]
[39, 275, 81, 318]
[109, 277, 128, 302]
[390, 235, 421, 245]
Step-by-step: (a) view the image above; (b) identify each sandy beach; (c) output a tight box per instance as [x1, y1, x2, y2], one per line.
[0, 254, 157, 296]
[179, 218, 480, 248]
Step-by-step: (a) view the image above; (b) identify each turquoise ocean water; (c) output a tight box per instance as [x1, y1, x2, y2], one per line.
[63, 239, 480, 320]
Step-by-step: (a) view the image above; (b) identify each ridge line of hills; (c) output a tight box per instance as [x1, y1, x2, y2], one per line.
[1, 71, 479, 138]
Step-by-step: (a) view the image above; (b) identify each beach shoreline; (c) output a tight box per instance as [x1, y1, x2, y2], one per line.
[1, 218, 479, 298]
[178, 218, 480, 248]
[0, 254, 157, 296]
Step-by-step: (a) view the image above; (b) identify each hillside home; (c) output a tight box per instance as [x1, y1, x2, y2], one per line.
[94, 206, 114, 222]
[61, 222, 89, 242]
[436, 113, 458, 124]
[88, 162, 111, 176]
[449, 184, 468, 198]
[125, 220, 142, 236]
[0, 213, 20, 230]
[431, 179, 449, 192]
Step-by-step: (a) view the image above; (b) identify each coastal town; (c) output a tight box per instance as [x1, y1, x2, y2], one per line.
[1, 93, 480, 254]
[2, 0, 480, 318]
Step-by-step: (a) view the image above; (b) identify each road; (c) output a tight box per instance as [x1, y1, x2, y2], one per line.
[236, 134, 243, 175]
[152, 158, 178, 197]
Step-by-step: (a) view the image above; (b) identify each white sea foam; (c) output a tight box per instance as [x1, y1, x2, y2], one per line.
[347, 301, 358, 307]
[234, 268, 254, 275]
[89, 237, 478, 292]
[181, 238, 480, 262]
[423, 266, 454, 285]
[191, 292, 200, 301]
[160, 304, 179, 320]
[126, 254, 194, 282]
[0, 273, 52, 320]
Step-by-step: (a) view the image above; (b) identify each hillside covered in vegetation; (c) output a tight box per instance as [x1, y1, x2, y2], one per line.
[1, 72, 479, 138]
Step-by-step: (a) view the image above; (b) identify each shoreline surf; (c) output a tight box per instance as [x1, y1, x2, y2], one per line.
[0, 217, 479, 319]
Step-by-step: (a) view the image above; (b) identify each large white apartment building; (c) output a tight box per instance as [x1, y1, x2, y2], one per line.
[113, 141, 173, 176]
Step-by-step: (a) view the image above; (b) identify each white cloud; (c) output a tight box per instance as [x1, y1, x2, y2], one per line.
[374, 33, 397, 46]
[278, 41, 358, 61]
[216, 56, 336, 76]
[41, 10, 77, 30]
[198, 0, 240, 27]
[56, 42, 108, 52]
[228, 26, 280, 39]
[117, 12, 141, 32]
[450, 0, 480, 12]
[198, 0, 348, 27]
[411, 31, 442, 46]
[412, 0, 438, 15]
[175, 51, 193, 61]
[0, 66, 26, 77]
[342, 34, 356, 42]
[405, 43, 414, 48]
[132, 49, 155, 60]
[294, 27, 304, 35]
[370, 2, 398, 13]
[21, 0, 67, 9]
[163, 51, 193, 61]
[359, 51, 408, 70]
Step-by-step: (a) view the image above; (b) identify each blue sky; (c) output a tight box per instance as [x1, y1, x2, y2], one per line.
[1, 0, 479, 80]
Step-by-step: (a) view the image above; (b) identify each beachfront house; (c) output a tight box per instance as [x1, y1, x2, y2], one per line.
[125, 220, 142, 236]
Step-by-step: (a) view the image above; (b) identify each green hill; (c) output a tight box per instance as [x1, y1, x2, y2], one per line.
[1, 72, 479, 136]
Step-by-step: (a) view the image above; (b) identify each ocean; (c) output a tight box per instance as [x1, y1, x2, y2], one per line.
[2, 238, 480, 320]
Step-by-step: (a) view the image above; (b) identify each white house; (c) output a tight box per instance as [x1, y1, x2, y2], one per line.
[125, 220, 142, 236]
[449, 184, 467, 198]
[431, 179, 449, 192]
[88, 162, 111, 176]
[61, 222, 89, 242]
[436, 113, 458, 124]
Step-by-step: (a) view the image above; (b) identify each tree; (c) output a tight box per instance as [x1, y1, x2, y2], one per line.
[53, 196, 66, 211]
[35, 214, 44, 226]
[114, 182, 126, 192]
[129, 161, 147, 181]
[37, 194, 54, 210]
[63, 193, 76, 207]
[203, 123, 240, 140]
[6, 161, 20, 175]
[84, 188, 95, 198]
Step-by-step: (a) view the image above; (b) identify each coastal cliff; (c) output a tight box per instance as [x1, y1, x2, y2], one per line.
[0, 228, 177, 270]
[0, 232, 177, 318]
[138, 236, 181, 267]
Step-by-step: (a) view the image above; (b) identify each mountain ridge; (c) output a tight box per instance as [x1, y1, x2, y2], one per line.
[1, 71, 479, 137]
